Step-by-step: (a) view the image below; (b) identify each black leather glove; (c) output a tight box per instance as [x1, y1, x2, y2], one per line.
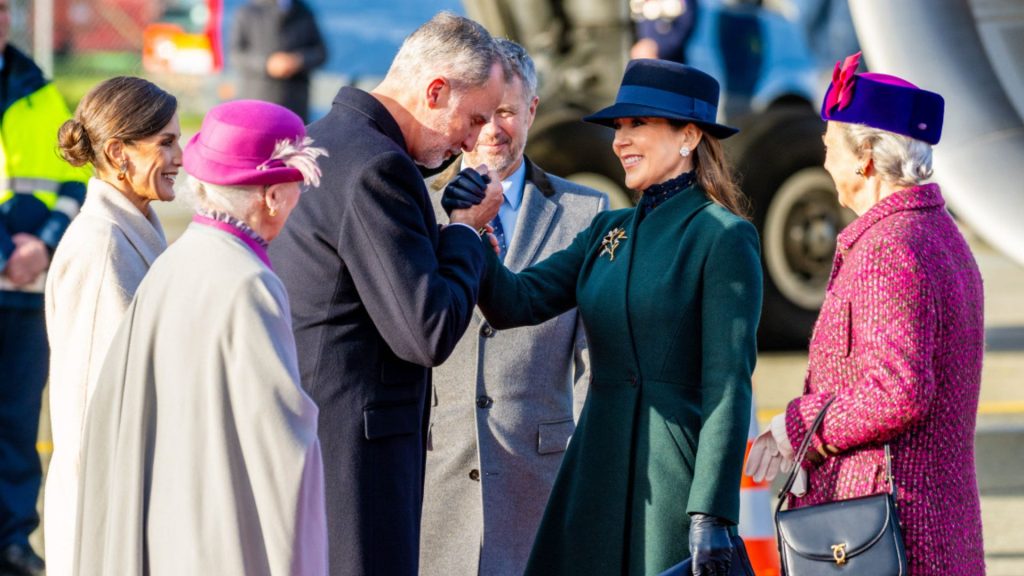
[688, 513, 733, 576]
[440, 168, 490, 216]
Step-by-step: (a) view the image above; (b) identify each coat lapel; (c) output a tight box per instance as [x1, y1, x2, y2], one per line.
[505, 179, 558, 272]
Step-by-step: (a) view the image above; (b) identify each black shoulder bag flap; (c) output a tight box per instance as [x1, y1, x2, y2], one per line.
[773, 398, 908, 575]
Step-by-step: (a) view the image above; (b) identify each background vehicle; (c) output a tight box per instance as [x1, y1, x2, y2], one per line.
[465, 0, 848, 348]
[28, 0, 1021, 348]
[462, 0, 1024, 348]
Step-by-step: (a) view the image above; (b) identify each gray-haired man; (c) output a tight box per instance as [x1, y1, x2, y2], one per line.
[270, 12, 506, 576]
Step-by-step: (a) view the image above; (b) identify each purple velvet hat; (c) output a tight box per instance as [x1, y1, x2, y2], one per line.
[183, 100, 307, 186]
[821, 52, 944, 145]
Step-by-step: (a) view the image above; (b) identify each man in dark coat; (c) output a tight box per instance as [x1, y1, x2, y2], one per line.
[268, 12, 506, 576]
[229, 0, 326, 121]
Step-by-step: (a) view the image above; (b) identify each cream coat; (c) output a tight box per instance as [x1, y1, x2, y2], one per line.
[74, 222, 326, 576]
[43, 178, 167, 576]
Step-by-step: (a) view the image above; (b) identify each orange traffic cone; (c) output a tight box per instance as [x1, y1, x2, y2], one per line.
[739, 398, 782, 576]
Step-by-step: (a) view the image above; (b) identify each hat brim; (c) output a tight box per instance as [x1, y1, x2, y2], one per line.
[584, 103, 739, 139]
[181, 132, 305, 186]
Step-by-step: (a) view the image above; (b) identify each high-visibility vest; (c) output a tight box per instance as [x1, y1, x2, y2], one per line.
[1, 82, 90, 215]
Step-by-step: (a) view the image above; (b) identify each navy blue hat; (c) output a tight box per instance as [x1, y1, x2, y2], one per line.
[584, 59, 738, 139]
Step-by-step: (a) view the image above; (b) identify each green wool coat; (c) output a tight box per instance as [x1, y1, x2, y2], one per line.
[477, 185, 763, 575]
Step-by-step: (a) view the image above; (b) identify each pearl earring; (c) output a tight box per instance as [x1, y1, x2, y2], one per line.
[679, 146, 691, 158]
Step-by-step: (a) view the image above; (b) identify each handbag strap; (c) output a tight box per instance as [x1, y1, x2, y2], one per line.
[774, 398, 899, 515]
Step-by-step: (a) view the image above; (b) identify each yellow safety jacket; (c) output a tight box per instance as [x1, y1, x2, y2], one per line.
[1, 45, 90, 305]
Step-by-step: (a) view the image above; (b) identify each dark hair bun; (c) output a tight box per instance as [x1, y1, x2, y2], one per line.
[57, 118, 94, 167]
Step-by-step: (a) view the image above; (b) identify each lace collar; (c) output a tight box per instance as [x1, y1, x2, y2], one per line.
[637, 171, 696, 217]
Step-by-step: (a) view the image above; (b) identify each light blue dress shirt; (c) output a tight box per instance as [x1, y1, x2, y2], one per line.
[496, 161, 527, 245]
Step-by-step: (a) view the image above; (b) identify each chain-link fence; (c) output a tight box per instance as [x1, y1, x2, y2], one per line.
[10, 0, 218, 127]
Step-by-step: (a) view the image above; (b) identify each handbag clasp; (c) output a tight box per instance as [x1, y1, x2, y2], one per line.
[831, 543, 848, 566]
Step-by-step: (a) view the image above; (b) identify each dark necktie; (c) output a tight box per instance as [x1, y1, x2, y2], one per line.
[490, 215, 507, 262]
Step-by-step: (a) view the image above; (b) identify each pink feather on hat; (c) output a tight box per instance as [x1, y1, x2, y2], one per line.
[825, 51, 862, 116]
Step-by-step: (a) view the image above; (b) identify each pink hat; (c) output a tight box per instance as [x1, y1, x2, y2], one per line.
[183, 100, 308, 186]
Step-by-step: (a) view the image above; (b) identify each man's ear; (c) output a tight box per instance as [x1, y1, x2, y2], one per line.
[525, 95, 540, 129]
[426, 77, 449, 109]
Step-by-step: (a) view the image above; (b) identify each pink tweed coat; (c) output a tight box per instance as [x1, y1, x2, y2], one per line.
[785, 184, 985, 575]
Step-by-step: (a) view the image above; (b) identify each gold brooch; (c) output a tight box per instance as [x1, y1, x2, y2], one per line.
[599, 227, 628, 261]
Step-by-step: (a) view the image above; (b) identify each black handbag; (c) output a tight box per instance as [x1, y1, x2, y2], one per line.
[774, 399, 908, 575]
[657, 534, 755, 576]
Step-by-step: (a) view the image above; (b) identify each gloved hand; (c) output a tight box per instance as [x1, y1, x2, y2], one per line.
[770, 412, 808, 496]
[745, 427, 784, 483]
[441, 168, 490, 216]
[688, 513, 733, 576]
[745, 414, 807, 495]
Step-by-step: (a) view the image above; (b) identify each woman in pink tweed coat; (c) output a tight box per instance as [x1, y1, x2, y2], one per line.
[746, 52, 986, 574]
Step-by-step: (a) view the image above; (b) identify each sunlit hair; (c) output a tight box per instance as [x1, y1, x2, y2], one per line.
[57, 76, 177, 170]
[387, 11, 506, 89]
[839, 121, 934, 187]
[668, 121, 750, 218]
[181, 176, 261, 219]
[496, 38, 537, 100]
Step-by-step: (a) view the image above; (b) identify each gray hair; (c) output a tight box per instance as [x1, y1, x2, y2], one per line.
[181, 175, 262, 218]
[387, 12, 505, 88]
[496, 38, 537, 100]
[839, 122, 934, 187]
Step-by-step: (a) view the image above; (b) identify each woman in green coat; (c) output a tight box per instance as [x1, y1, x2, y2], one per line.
[449, 59, 763, 575]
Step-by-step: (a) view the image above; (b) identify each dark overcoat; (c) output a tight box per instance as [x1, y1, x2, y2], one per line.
[477, 185, 763, 575]
[269, 86, 487, 576]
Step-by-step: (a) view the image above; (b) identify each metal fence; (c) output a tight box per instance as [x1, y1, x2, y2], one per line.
[10, 0, 217, 122]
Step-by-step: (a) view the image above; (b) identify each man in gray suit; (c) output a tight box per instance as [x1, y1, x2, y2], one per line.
[420, 39, 608, 576]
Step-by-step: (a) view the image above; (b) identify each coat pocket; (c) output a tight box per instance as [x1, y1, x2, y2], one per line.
[364, 402, 420, 440]
[537, 418, 575, 455]
[665, 416, 698, 475]
[811, 296, 852, 357]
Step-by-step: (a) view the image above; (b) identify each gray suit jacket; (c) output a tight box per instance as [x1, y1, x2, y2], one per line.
[419, 159, 607, 576]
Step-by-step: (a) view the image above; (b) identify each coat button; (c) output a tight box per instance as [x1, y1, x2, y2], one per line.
[480, 323, 496, 337]
[630, 374, 638, 387]
[476, 395, 493, 409]
[469, 469, 480, 481]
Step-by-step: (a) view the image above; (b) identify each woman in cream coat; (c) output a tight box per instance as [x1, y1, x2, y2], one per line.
[44, 77, 179, 576]
[74, 100, 328, 576]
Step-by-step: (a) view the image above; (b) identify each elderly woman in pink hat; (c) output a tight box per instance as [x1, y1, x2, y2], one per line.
[746, 53, 985, 574]
[73, 100, 329, 576]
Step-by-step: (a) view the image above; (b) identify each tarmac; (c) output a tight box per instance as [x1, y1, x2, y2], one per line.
[29, 204, 1024, 574]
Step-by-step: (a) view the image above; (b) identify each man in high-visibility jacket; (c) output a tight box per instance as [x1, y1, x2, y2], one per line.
[0, 1, 89, 573]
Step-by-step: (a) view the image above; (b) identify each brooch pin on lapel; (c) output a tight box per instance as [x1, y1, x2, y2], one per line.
[599, 227, 628, 261]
